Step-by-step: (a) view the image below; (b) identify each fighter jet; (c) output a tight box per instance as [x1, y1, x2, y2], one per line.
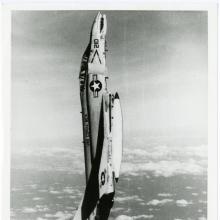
[74, 12, 123, 220]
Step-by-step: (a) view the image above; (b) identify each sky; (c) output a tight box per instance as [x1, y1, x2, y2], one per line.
[11, 11, 207, 148]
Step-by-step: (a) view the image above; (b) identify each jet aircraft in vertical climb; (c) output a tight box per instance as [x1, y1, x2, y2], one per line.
[74, 12, 123, 220]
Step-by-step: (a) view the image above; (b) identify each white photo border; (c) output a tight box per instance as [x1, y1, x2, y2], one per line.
[0, 2, 218, 220]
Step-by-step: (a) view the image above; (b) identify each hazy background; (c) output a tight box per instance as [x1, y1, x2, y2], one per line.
[11, 11, 207, 220]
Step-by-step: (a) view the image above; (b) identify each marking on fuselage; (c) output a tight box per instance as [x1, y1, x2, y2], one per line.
[89, 75, 102, 98]
[94, 39, 99, 48]
[91, 49, 102, 64]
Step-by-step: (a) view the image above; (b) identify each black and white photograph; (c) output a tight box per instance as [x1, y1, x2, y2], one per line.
[2, 5, 216, 220]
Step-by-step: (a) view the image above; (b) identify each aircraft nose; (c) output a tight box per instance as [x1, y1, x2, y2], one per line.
[92, 12, 107, 36]
[92, 12, 101, 35]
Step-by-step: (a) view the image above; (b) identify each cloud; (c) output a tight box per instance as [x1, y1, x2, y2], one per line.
[192, 192, 198, 196]
[120, 144, 207, 177]
[147, 199, 173, 206]
[198, 217, 206, 220]
[22, 205, 50, 214]
[63, 187, 75, 194]
[69, 195, 78, 199]
[12, 137, 207, 179]
[157, 193, 173, 197]
[115, 195, 144, 203]
[112, 207, 125, 212]
[45, 211, 74, 220]
[66, 207, 75, 210]
[35, 205, 49, 212]
[27, 184, 38, 189]
[11, 145, 85, 174]
[133, 215, 154, 219]
[121, 160, 204, 177]
[124, 144, 207, 162]
[176, 199, 193, 207]
[11, 187, 22, 192]
[114, 215, 133, 220]
[22, 207, 37, 213]
[49, 190, 61, 194]
[32, 197, 44, 201]
[114, 215, 154, 220]
[62, 186, 83, 197]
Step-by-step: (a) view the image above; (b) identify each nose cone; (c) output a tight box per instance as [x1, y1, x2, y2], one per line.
[88, 12, 108, 70]
[91, 12, 107, 37]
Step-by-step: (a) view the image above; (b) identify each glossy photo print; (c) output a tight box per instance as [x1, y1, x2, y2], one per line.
[11, 10, 207, 220]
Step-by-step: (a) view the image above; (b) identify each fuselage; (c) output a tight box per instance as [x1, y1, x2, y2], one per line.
[77, 12, 123, 220]
[87, 13, 108, 160]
